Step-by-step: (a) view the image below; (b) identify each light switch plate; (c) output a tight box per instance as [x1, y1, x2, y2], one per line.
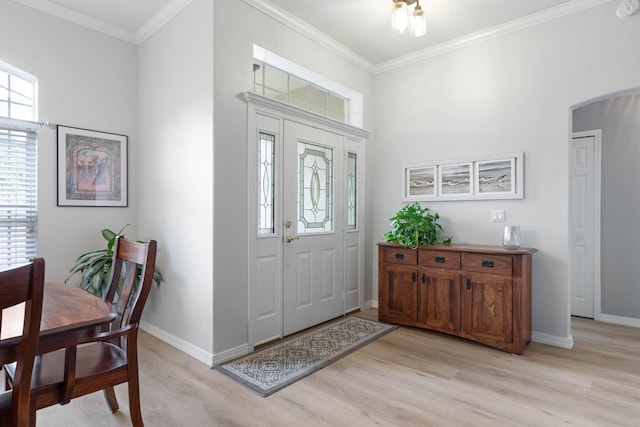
[491, 210, 505, 222]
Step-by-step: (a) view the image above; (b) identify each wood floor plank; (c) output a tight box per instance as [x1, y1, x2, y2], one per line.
[7, 311, 640, 426]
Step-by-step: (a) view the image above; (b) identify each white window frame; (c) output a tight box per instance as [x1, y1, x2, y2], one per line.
[253, 45, 364, 128]
[0, 60, 38, 268]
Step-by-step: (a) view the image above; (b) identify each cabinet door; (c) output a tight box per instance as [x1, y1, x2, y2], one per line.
[418, 268, 460, 332]
[461, 273, 512, 344]
[379, 264, 418, 324]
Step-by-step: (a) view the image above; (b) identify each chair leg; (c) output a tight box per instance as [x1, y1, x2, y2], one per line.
[29, 401, 36, 427]
[128, 374, 144, 427]
[103, 386, 119, 413]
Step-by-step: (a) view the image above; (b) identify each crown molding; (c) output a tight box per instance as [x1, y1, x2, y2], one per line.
[243, 0, 613, 76]
[136, 0, 195, 44]
[241, 0, 376, 74]
[12, 0, 613, 68]
[11, 0, 136, 43]
[11, 0, 195, 46]
[374, 0, 613, 74]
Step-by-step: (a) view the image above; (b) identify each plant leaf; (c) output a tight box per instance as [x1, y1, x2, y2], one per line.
[384, 202, 451, 247]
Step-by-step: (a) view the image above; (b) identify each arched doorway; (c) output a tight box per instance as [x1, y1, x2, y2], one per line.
[570, 89, 640, 326]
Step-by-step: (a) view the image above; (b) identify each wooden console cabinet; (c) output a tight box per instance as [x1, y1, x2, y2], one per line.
[378, 242, 537, 354]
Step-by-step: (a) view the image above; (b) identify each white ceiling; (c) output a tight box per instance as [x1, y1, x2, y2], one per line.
[13, 0, 609, 66]
[47, 0, 175, 33]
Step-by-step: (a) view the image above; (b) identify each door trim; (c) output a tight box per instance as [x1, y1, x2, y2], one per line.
[569, 129, 601, 320]
[245, 92, 369, 351]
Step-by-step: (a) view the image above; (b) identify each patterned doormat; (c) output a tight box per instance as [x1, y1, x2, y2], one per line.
[215, 316, 397, 397]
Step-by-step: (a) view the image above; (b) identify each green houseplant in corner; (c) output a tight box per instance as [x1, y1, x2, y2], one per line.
[66, 225, 164, 297]
[384, 202, 452, 249]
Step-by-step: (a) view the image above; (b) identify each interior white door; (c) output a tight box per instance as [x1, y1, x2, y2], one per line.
[570, 131, 600, 318]
[283, 121, 344, 335]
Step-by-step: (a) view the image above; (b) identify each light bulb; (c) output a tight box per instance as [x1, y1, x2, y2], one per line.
[391, 1, 409, 33]
[410, 5, 426, 37]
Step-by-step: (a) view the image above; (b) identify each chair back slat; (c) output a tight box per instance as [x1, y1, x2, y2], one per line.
[103, 237, 157, 331]
[0, 262, 38, 309]
[0, 258, 45, 427]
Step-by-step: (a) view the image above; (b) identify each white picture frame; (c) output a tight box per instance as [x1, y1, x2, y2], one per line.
[439, 162, 473, 198]
[404, 165, 437, 200]
[401, 152, 523, 201]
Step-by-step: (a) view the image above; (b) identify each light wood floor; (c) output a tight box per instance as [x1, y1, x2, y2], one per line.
[16, 310, 640, 426]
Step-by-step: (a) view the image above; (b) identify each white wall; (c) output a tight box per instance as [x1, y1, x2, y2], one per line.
[373, 2, 640, 343]
[212, 0, 375, 356]
[0, 1, 138, 284]
[8, 0, 638, 362]
[138, 0, 214, 361]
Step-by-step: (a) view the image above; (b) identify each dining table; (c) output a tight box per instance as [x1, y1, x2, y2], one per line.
[0, 282, 116, 365]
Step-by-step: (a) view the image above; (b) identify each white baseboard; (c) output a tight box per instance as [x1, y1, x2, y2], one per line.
[365, 299, 378, 310]
[212, 344, 250, 365]
[140, 321, 215, 367]
[531, 331, 574, 349]
[596, 313, 640, 328]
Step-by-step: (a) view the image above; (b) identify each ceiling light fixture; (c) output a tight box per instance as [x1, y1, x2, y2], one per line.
[391, 0, 427, 37]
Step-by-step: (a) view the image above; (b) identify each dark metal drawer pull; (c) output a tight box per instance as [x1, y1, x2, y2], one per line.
[481, 260, 494, 268]
[434, 256, 446, 263]
[395, 253, 404, 260]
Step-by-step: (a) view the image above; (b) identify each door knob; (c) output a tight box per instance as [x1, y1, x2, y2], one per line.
[285, 235, 299, 243]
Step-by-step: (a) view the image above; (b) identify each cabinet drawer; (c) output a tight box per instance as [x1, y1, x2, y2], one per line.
[380, 246, 417, 265]
[462, 253, 512, 275]
[419, 250, 461, 269]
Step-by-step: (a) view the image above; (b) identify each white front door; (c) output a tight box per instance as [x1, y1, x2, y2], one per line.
[570, 130, 601, 318]
[246, 93, 367, 350]
[282, 121, 344, 335]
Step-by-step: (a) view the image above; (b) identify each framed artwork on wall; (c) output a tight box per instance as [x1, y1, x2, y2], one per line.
[439, 162, 473, 197]
[475, 157, 516, 197]
[402, 152, 523, 201]
[405, 165, 437, 200]
[57, 125, 128, 207]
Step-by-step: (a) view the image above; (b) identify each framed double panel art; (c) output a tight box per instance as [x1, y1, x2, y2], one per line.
[57, 125, 128, 207]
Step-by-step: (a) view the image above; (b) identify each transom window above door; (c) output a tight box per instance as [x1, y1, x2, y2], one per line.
[252, 45, 363, 127]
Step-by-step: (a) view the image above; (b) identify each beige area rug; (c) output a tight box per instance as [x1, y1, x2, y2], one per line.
[216, 316, 397, 397]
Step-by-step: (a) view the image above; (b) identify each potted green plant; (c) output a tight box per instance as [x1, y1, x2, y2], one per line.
[66, 225, 164, 297]
[384, 202, 452, 249]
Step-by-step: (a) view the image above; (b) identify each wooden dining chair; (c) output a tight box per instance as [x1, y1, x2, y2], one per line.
[0, 258, 45, 427]
[4, 236, 157, 427]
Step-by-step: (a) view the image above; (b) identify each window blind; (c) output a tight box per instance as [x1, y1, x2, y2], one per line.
[0, 124, 37, 268]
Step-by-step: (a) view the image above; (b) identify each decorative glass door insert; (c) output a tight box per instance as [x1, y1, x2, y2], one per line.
[258, 132, 276, 236]
[298, 142, 333, 233]
[347, 152, 357, 230]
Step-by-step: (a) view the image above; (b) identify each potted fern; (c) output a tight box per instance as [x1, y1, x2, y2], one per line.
[66, 225, 164, 297]
[384, 202, 452, 249]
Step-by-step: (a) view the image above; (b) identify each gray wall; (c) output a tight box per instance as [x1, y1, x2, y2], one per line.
[212, 0, 375, 356]
[0, 0, 138, 284]
[573, 92, 640, 319]
[373, 2, 640, 345]
[138, 0, 215, 361]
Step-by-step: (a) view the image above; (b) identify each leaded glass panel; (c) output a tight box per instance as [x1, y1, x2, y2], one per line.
[258, 132, 275, 236]
[298, 142, 332, 233]
[347, 152, 357, 230]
